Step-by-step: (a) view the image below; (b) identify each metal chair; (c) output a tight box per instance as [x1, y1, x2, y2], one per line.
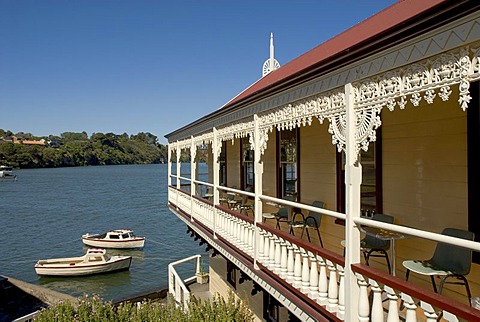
[402, 228, 474, 305]
[361, 213, 394, 274]
[289, 201, 325, 247]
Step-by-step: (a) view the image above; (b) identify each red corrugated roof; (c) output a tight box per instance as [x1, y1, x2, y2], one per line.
[222, 0, 447, 109]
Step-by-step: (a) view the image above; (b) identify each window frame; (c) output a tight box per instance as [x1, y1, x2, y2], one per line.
[276, 128, 300, 201]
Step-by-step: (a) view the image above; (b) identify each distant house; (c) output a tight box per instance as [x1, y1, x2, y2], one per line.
[19, 139, 46, 146]
[0, 136, 14, 144]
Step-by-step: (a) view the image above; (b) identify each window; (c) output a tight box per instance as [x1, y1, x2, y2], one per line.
[219, 142, 227, 186]
[241, 138, 254, 190]
[359, 137, 382, 216]
[277, 129, 299, 201]
[336, 129, 382, 216]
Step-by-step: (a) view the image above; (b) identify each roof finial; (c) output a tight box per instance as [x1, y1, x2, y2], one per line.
[262, 32, 280, 77]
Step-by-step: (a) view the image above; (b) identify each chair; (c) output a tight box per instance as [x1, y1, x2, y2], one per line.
[360, 213, 394, 274]
[225, 193, 239, 210]
[402, 228, 474, 305]
[289, 201, 325, 247]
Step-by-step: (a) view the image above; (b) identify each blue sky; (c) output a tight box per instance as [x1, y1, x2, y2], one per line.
[1, 0, 397, 143]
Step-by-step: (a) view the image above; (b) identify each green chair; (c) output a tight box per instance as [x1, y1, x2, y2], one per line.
[402, 228, 474, 306]
[289, 201, 325, 247]
[361, 213, 394, 274]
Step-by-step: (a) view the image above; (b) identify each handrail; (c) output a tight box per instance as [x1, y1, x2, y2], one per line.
[355, 217, 480, 252]
[12, 311, 39, 322]
[168, 254, 202, 309]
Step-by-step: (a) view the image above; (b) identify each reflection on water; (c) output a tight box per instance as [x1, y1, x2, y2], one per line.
[38, 270, 132, 298]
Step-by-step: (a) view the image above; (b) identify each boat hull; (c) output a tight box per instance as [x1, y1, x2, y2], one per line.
[82, 237, 145, 249]
[34, 256, 132, 277]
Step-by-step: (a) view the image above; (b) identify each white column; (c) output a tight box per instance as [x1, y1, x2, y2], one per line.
[167, 143, 172, 186]
[253, 114, 264, 269]
[176, 141, 181, 190]
[344, 82, 362, 321]
[190, 137, 196, 219]
[212, 128, 219, 239]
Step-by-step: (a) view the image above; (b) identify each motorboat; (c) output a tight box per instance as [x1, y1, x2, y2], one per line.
[34, 248, 132, 277]
[0, 165, 16, 179]
[82, 229, 145, 249]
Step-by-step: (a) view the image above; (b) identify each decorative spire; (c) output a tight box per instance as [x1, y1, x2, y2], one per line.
[262, 32, 280, 77]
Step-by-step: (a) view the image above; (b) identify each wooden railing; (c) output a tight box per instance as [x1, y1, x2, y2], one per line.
[168, 186, 480, 321]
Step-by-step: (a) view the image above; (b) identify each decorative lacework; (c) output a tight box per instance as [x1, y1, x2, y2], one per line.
[193, 132, 213, 147]
[172, 43, 480, 157]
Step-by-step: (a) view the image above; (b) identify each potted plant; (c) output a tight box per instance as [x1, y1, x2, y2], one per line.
[196, 258, 209, 284]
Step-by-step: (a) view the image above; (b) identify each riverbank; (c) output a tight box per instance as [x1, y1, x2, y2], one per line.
[0, 275, 76, 322]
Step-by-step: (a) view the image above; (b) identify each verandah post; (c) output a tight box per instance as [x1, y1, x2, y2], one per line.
[190, 136, 196, 219]
[253, 114, 264, 269]
[344, 82, 362, 321]
[212, 127, 219, 239]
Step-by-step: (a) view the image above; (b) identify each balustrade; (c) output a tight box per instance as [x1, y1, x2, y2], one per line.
[168, 187, 480, 322]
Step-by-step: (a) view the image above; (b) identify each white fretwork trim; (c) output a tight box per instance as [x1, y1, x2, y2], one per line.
[217, 120, 254, 143]
[177, 43, 480, 157]
[193, 132, 213, 147]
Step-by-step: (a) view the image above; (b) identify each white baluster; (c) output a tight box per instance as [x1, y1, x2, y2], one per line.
[326, 260, 338, 313]
[301, 252, 310, 293]
[293, 248, 302, 288]
[337, 264, 345, 320]
[356, 273, 370, 322]
[400, 293, 417, 322]
[308, 252, 319, 300]
[269, 237, 276, 269]
[384, 286, 399, 322]
[369, 279, 383, 322]
[317, 256, 328, 306]
[279, 240, 288, 278]
[248, 225, 254, 255]
[420, 301, 438, 322]
[258, 230, 265, 261]
[274, 238, 282, 274]
[286, 244, 295, 283]
[443, 311, 459, 322]
[263, 233, 270, 266]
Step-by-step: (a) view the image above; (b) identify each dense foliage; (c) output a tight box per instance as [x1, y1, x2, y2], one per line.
[0, 130, 167, 168]
[34, 292, 254, 322]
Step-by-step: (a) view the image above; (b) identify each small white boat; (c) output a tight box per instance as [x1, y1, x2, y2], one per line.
[0, 165, 16, 179]
[82, 229, 145, 249]
[34, 248, 132, 277]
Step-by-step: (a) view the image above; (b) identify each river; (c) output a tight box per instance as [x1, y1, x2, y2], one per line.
[1, 164, 204, 301]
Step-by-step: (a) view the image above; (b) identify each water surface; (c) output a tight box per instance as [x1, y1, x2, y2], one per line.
[1, 164, 203, 301]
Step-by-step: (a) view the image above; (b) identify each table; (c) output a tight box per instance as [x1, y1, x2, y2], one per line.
[359, 226, 409, 276]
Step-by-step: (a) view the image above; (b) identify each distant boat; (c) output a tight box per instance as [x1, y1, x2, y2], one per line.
[82, 229, 145, 249]
[34, 248, 132, 277]
[0, 165, 16, 180]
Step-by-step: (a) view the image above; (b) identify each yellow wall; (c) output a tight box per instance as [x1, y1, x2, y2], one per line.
[262, 130, 277, 197]
[380, 92, 477, 304]
[226, 139, 241, 189]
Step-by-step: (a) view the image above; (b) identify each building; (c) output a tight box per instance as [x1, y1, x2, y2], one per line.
[165, 1, 480, 320]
